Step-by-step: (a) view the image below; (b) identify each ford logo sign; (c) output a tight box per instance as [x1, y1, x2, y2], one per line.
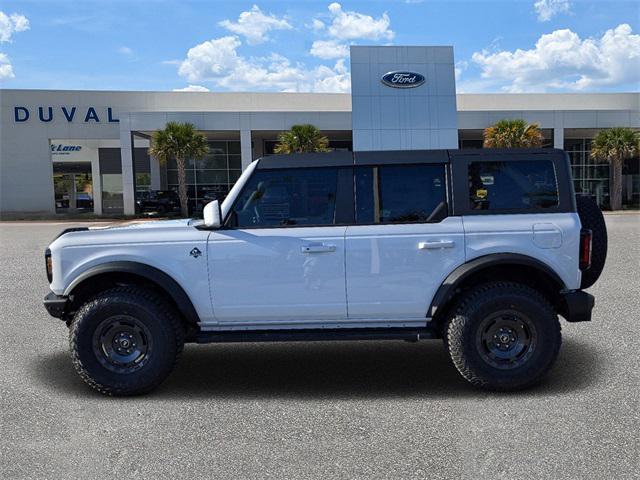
[381, 71, 425, 88]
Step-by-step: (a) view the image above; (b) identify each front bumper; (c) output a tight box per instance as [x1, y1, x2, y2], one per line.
[560, 290, 595, 323]
[44, 291, 69, 319]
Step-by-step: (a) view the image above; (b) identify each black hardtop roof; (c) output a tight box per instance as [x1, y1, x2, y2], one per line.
[256, 148, 565, 169]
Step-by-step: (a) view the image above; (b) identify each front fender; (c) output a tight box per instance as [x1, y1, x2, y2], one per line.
[64, 261, 201, 325]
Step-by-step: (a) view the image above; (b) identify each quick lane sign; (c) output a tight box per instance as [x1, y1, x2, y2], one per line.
[51, 144, 82, 155]
[380, 71, 426, 88]
[14, 106, 119, 123]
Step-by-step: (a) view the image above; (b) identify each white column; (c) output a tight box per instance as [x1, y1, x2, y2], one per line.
[150, 155, 161, 190]
[120, 117, 136, 215]
[554, 127, 564, 150]
[91, 149, 103, 215]
[240, 129, 253, 170]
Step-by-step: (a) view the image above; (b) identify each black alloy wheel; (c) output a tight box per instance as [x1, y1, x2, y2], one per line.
[93, 315, 153, 374]
[476, 311, 537, 370]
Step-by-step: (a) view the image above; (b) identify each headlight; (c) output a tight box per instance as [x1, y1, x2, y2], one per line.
[45, 248, 53, 283]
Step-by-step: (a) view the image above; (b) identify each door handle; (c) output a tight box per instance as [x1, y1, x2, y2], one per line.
[418, 240, 455, 250]
[301, 243, 337, 254]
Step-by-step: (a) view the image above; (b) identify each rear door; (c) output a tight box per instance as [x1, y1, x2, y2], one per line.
[345, 163, 465, 323]
[451, 151, 581, 289]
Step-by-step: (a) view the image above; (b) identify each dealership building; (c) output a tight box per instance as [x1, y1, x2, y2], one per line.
[1, 46, 638, 216]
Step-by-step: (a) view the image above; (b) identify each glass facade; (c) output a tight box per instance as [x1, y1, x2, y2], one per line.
[166, 140, 242, 211]
[101, 173, 124, 214]
[564, 138, 611, 207]
[52, 163, 94, 213]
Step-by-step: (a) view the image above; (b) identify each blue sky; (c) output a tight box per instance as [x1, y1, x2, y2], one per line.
[0, 0, 638, 93]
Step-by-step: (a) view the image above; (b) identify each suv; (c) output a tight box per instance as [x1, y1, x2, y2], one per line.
[44, 149, 607, 396]
[136, 190, 181, 215]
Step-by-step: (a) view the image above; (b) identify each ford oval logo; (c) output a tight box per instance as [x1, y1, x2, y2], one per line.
[381, 71, 425, 88]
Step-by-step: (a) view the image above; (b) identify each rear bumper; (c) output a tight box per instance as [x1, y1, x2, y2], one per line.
[560, 290, 595, 323]
[44, 291, 69, 319]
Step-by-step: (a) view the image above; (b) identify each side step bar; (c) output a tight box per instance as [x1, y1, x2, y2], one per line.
[195, 327, 439, 344]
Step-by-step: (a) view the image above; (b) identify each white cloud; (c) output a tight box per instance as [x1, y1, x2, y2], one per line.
[0, 52, 14, 79]
[325, 3, 394, 41]
[178, 4, 398, 92]
[173, 85, 210, 92]
[177, 35, 350, 93]
[118, 46, 133, 56]
[534, 0, 570, 22]
[178, 36, 243, 82]
[471, 24, 640, 92]
[311, 58, 350, 93]
[311, 19, 325, 31]
[219, 5, 291, 45]
[0, 11, 29, 43]
[310, 39, 349, 59]
[308, 3, 394, 59]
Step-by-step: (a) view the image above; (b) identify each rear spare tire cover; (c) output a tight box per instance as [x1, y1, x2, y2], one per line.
[576, 195, 607, 289]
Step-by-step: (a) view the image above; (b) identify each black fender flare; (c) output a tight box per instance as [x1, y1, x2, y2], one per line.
[428, 253, 566, 319]
[64, 261, 200, 325]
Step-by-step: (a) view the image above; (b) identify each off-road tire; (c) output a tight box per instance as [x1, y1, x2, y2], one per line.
[575, 194, 607, 289]
[445, 282, 561, 391]
[69, 287, 184, 396]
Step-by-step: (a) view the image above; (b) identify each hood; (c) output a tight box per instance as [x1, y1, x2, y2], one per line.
[50, 218, 204, 249]
[92, 218, 199, 231]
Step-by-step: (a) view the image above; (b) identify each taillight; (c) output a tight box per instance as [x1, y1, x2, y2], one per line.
[45, 248, 53, 282]
[579, 229, 592, 271]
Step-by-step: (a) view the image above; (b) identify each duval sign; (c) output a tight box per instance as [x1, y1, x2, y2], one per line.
[14, 106, 119, 123]
[381, 71, 425, 88]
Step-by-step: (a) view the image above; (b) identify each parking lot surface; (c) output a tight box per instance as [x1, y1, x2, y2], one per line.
[1, 215, 638, 479]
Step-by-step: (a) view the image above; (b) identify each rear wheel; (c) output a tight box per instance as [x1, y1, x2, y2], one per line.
[445, 282, 561, 391]
[69, 287, 184, 396]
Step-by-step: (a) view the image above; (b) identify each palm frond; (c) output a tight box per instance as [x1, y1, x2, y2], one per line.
[483, 119, 544, 148]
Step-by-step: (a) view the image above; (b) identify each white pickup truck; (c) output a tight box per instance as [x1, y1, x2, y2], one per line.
[44, 149, 606, 395]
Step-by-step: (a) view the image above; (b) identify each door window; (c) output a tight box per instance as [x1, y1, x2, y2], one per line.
[230, 167, 339, 227]
[355, 164, 447, 224]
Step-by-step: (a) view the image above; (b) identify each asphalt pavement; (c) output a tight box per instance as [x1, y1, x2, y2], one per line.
[1, 215, 638, 479]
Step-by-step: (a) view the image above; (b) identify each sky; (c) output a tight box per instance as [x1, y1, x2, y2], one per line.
[0, 0, 638, 93]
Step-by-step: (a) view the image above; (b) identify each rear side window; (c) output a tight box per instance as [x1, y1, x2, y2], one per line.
[356, 164, 447, 224]
[230, 167, 338, 227]
[468, 160, 558, 211]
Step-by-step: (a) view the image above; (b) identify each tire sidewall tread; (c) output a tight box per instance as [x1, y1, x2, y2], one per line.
[69, 287, 184, 396]
[446, 282, 562, 391]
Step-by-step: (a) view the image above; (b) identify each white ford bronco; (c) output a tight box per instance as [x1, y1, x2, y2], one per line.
[44, 149, 607, 395]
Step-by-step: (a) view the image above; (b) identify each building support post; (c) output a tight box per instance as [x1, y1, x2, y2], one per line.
[119, 117, 136, 215]
[240, 129, 253, 170]
[554, 120, 564, 150]
[91, 149, 103, 215]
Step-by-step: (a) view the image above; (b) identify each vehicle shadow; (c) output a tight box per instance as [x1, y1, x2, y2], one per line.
[32, 338, 601, 400]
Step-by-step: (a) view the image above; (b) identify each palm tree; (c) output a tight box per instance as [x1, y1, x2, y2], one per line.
[274, 124, 330, 154]
[148, 122, 209, 217]
[590, 127, 639, 210]
[483, 119, 544, 148]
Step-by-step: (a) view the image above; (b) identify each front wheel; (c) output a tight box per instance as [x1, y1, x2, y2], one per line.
[69, 287, 184, 395]
[445, 282, 561, 391]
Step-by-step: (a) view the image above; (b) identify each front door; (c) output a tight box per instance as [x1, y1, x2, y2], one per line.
[207, 166, 349, 328]
[345, 164, 466, 322]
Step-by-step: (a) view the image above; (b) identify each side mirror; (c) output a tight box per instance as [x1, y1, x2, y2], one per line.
[203, 200, 222, 228]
